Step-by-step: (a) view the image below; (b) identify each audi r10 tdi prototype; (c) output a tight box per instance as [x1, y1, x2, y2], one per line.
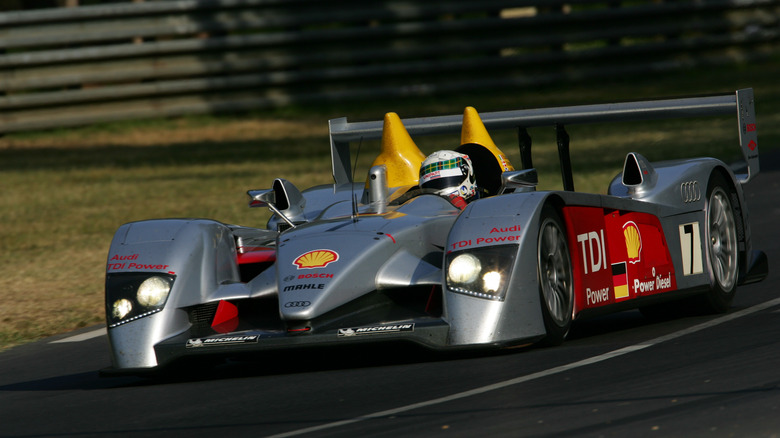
[103, 89, 767, 374]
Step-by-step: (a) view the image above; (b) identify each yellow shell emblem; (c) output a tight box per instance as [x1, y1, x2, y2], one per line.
[294, 249, 339, 269]
[623, 222, 642, 264]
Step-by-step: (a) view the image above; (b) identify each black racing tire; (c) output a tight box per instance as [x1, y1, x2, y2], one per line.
[537, 205, 574, 346]
[701, 171, 740, 313]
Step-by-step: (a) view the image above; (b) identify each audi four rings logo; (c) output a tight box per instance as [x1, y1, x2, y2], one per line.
[284, 301, 311, 308]
[680, 181, 701, 203]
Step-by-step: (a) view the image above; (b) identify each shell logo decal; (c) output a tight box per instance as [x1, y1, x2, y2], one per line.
[623, 221, 642, 264]
[293, 249, 339, 269]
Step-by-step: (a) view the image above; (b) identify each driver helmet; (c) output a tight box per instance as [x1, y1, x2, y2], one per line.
[419, 150, 478, 203]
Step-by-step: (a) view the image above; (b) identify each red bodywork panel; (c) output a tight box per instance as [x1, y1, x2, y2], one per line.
[237, 248, 276, 265]
[209, 248, 277, 334]
[212, 300, 240, 334]
[562, 206, 677, 316]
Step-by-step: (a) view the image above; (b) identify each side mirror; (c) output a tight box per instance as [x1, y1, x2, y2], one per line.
[621, 152, 658, 197]
[247, 179, 306, 229]
[271, 178, 306, 221]
[498, 169, 538, 195]
[248, 188, 275, 207]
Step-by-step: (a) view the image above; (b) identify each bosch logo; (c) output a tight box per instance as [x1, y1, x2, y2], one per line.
[680, 181, 701, 203]
[298, 273, 333, 279]
[283, 275, 296, 282]
[284, 301, 311, 308]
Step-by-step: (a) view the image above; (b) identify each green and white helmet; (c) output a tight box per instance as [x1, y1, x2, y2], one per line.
[419, 150, 478, 202]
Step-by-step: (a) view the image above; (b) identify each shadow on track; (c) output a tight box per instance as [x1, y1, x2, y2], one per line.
[0, 309, 697, 391]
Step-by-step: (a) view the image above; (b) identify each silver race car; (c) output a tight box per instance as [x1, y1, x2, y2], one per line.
[103, 89, 768, 374]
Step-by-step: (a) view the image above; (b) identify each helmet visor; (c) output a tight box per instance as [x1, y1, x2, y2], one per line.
[421, 175, 466, 191]
[419, 157, 467, 191]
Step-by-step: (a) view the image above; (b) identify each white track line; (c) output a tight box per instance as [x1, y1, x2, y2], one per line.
[50, 327, 106, 343]
[266, 297, 780, 438]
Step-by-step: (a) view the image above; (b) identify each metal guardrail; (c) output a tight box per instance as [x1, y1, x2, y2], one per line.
[1, 0, 778, 134]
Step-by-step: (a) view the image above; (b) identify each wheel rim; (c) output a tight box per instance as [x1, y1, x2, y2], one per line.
[538, 218, 573, 326]
[708, 187, 738, 291]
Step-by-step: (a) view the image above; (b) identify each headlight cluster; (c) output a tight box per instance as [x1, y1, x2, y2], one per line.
[446, 245, 516, 301]
[106, 273, 174, 328]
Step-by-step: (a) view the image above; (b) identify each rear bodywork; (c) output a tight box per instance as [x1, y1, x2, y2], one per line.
[104, 89, 767, 374]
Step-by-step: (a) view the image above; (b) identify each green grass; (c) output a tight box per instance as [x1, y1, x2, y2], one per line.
[2, 57, 780, 351]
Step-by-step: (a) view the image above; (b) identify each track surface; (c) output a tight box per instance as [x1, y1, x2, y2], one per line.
[2, 152, 779, 438]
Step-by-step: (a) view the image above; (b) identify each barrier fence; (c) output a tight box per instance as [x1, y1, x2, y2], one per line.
[1, 0, 778, 133]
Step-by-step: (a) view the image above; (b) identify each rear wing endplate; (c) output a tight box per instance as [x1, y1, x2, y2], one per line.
[329, 88, 759, 187]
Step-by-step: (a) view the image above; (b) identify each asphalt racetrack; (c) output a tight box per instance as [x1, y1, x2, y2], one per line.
[2, 151, 779, 438]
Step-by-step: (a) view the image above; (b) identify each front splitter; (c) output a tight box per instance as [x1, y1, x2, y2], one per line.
[148, 317, 450, 370]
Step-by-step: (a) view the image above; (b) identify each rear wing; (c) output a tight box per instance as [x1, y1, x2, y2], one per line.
[328, 88, 759, 189]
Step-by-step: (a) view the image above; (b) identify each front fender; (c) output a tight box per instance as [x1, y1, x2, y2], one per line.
[444, 192, 551, 346]
[105, 219, 239, 370]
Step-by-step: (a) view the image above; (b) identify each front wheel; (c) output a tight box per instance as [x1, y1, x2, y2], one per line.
[537, 205, 574, 346]
[702, 172, 740, 313]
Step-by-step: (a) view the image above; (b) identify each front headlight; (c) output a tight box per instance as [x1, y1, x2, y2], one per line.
[137, 276, 172, 307]
[112, 298, 133, 320]
[447, 253, 482, 284]
[446, 245, 516, 301]
[482, 271, 502, 293]
[106, 273, 175, 328]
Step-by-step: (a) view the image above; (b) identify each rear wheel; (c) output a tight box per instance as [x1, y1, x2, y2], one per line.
[703, 172, 740, 312]
[537, 206, 573, 346]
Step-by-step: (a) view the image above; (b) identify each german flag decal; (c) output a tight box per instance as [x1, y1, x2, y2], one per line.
[612, 262, 629, 300]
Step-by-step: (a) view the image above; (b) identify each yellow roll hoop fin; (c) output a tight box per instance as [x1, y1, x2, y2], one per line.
[367, 112, 427, 188]
[460, 106, 514, 172]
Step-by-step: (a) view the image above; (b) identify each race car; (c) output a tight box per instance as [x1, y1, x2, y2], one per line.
[103, 88, 768, 374]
